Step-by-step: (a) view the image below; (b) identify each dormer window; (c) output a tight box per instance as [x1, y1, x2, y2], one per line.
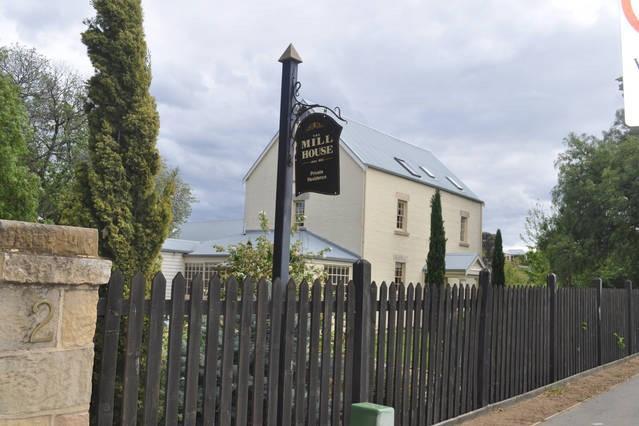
[419, 165, 436, 178]
[394, 157, 421, 177]
[446, 176, 463, 190]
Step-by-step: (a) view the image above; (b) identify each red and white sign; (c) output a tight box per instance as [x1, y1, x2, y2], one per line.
[621, 0, 639, 126]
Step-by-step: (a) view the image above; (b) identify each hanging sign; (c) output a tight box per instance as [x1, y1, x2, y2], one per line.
[294, 113, 342, 196]
[620, 0, 639, 126]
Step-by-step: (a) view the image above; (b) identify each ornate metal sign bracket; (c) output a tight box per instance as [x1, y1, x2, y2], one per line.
[290, 81, 347, 146]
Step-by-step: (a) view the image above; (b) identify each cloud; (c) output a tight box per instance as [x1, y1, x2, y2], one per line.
[0, 0, 625, 247]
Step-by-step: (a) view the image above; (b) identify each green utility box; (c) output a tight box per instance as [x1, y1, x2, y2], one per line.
[349, 402, 394, 426]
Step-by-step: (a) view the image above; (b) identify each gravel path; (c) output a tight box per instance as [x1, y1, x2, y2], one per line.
[460, 356, 639, 426]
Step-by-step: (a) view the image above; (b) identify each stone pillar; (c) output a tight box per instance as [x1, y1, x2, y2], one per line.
[0, 220, 111, 426]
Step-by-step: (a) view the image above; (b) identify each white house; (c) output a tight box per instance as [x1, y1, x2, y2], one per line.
[161, 116, 484, 296]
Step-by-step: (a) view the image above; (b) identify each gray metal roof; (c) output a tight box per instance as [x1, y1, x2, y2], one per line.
[340, 119, 481, 202]
[175, 219, 244, 241]
[443, 253, 485, 272]
[162, 229, 359, 262]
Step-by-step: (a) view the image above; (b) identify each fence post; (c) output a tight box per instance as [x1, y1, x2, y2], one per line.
[626, 280, 634, 355]
[352, 259, 372, 403]
[547, 273, 558, 382]
[477, 269, 492, 408]
[593, 278, 603, 365]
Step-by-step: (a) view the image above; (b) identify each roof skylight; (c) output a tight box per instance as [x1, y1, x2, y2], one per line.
[419, 165, 436, 178]
[446, 176, 463, 190]
[394, 157, 421, 177]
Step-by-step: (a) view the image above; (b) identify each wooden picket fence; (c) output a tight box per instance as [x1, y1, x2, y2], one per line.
[92, 261, 639, 425]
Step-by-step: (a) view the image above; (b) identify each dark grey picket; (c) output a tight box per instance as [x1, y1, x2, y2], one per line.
[183, 274, 203, 426]
[410, 284, 423, 426]
[267, 279, 284, 426]
[219, 277, 238, 426]
[165, 273, 186, 426]
[385, 283, 397, 406]
[203, 275, 221, 426]
[453, 285, 465, 417]
[332, 281, 345, 426]
[393, 284, 406, 425]
[369, 282, 378, 398]
[252, 279, 268, 426]
[375, 282, 388, 405]
[98, 271, 125, 426]
[278, 279, 296, 426]
[307, 280, 322, 426]
[417, 284, 431, 426]
[236, 278, 254, 426]
[121, 272, 145, 426]
[343, 280, 356, 425]
[460, 285, 471, 414]
[318, 281, 334, 425]
[294, 281, 310, 426]
[401, 284, 414, 425]
[142, 273, 166, 426]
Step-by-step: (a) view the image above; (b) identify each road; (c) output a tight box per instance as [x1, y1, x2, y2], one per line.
[543, 373, 639, 425]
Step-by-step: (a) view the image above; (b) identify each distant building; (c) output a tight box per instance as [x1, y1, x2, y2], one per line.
[161, 117, 484, 296]
[504, 249, 526, 262]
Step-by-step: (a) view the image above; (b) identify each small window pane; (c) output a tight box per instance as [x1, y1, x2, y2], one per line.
[326, 265, 349, 285]
[295, 200, 305, 227]
[396, 200, 407, 231]
[460, 216, 468, 242]
[395, 262, 405, 284]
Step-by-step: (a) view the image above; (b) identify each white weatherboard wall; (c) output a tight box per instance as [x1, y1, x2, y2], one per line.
[244, 141, 365, 256]
[363, 168, 482, 284]
[161, 251, 185, 298]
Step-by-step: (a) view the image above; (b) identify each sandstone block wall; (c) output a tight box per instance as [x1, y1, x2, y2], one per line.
[0, 220, 111, 426]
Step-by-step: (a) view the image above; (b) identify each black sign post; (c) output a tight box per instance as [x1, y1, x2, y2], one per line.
[294, 113, 342, 196]
[272, 44, 302, 285]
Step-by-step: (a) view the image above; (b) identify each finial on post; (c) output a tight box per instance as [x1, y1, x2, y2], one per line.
[279, 43, 303, 63]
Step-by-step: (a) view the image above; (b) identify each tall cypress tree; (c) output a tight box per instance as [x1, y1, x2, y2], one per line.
[81, 0, 172, 281]
[492, 229, 505, 286]
[426, 190, 446, 285]
[0, 74, 39, 221]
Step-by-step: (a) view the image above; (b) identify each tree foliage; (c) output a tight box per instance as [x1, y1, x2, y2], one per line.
[80, 0, 172, 280]
[216, 211, 327, 283]
[492, 229, 505, 286]
[527, 111, 639, 286]
[504, 259, 528, 285]
[426, 190, 446, 285]
[156, 159, 196, 237]
[0, 44, 88, 222]
[0, 74, 39, 220]
[524, 249, 551, 285]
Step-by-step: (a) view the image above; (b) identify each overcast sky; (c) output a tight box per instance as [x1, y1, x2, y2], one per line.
[1, 0, 625, 248]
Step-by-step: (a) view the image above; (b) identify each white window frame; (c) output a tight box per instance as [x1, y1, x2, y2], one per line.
[394, 262, 406, 285]
[184, 262, 224, 293]
[294, 200, 305, 228]
[460, 211, 470, 246]
[396, 199, 408, 232]
[325, 264, 350, 285]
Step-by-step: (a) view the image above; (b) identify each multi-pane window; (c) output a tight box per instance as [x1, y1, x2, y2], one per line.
[394, 262, 406, 284]
[326, 265, 349, 285]
[396, 199, 407, 231]
[294, 200, 305, 228]
[460, 213, 469, 243]
[184, 262, 223, 293]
